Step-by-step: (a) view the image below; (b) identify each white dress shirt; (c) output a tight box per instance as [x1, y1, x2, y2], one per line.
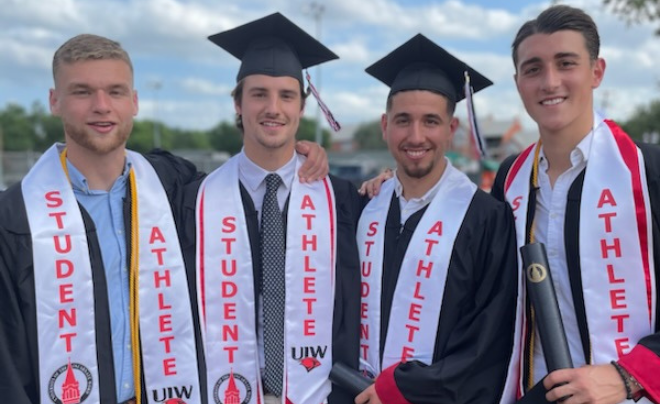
[533, 130, 595, 382]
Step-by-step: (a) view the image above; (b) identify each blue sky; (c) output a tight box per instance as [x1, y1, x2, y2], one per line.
[1, 0, 659, 133]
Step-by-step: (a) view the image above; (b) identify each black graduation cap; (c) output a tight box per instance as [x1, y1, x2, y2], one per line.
[365, 33, 493, 102]
[208, 12, 338, 84]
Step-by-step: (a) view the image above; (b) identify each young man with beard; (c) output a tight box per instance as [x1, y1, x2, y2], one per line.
[491, 5, 660, 404]
[0, 34, 326, 404]
[354, 34, 518, 404]
[177, 13, 361, 404]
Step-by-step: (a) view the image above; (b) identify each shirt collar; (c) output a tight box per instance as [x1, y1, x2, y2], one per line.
[538, 129, 594, 170]
[393, 158, 448, 204]
[238, 149, 296, 191]
[66, 157, 131, 194]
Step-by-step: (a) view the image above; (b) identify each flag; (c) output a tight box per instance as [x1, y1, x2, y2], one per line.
[501, 118, 522, 144]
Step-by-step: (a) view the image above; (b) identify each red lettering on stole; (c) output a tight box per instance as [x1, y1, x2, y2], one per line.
[360, 221, 380, 357]
[47, 190, 79, 353]
[299, 192, 322, 336]
[402, 221, 442, 356]
[595, 189, 632, 355]
[220, 216, 239, 363]
[511, 196, 523, 220]
[149, 226, 178, 375]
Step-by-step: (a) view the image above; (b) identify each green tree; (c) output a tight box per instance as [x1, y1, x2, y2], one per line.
[171, 128, 210, 150]
[126, 120, 158, 153]
[603, 0, 660, 34]
[296, 117, 331, 147]
[353, 120, 386, 150]
[620, 99, 660, 142]
[0, 104, 36, 151]
[30, 101, 65, 151]
[209, 121, 243, 155]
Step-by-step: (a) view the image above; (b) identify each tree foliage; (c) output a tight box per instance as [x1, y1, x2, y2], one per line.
[297, 117, 331, 147]
[353, 120, 387, 150]
[0, 103, 64, 151]
[0, 101, 244, 154]
[603, 0, 660, 34]
[0, 102, 337, 153]
[620, 99, 660, 142]
[209, 121, 243, 155]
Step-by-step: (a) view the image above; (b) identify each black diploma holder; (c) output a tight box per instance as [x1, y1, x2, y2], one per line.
[517, 242, 574, 404]
[329, 363, 374, 397]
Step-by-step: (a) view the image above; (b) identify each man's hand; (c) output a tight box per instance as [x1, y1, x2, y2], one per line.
[358, 168, 393, 198]
[355, 384, 382, 404]
[295, 140, 328, 182]
[543, 364, 627, 404]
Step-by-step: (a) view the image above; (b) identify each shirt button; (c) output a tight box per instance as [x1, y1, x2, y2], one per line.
[127, 344, 131, 350]
[124, 383, 130, 389]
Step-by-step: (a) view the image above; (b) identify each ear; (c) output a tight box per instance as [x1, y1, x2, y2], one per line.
[380, 113, 388, 142]
[449, 116, 459, 144]
[234, 98, 242, 116]
[591, 57, 606, 89]
[49, 88, 60, 116]
[513, 72, 522, 96]
[132, 89, 139, 116]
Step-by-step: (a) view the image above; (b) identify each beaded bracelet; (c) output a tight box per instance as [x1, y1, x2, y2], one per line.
[611, 360, 633, 400]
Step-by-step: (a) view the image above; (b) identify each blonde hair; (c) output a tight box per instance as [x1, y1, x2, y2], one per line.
[52, 34, 133, 81]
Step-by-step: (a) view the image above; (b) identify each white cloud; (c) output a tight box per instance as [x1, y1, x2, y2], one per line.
[137, 97, 235, 130]
[332, 39, 372, 64]
[1, 0, 660, 135]
[179, 78, 233, 96]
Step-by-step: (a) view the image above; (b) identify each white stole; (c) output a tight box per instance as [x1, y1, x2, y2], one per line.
[504, 115, 656, 403]
[196, 154, 336, 404]
[358, 163, 477, 375]
[23, 144, 201, 404]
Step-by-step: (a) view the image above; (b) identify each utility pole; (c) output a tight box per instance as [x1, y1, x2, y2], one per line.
[306, 2, 325, 146]
[0, 125, 4, 189]
[149, 80, 163, 149]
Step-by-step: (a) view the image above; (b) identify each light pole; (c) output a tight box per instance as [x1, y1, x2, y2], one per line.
[149, 80, 163, 149]
[0, 126, 4, 189]
[306, 2, 325, 146]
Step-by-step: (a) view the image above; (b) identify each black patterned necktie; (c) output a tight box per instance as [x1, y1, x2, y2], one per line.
[261, 173, 285, 396]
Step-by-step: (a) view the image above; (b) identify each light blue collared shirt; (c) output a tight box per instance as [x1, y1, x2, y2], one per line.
[67, 160, 134, 402]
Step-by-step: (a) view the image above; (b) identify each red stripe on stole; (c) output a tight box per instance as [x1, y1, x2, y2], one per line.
[606, 120, 653, 323]
[199, 188, 207, 329]
[323, 178, 336, 286]
[505, 143, 535, 193]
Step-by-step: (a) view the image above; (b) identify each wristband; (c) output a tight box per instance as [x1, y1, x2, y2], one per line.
[611, 360, 633, 400]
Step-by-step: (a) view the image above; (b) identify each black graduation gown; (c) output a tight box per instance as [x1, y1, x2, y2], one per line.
[179, 173, 362, 404]
[491, 143, 660, 397]
[374, 189, 518, 404]
[0, 150, 202, 404]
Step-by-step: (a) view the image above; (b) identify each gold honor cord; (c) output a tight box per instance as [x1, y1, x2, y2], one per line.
[128, 168, 142, 404]
[526, 141, 542, 390]
[59, 149, 71, 181]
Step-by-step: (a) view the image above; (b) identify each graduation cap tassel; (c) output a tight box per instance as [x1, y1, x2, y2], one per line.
[464, 71, 487, 160]
[305, 70, 341, 132]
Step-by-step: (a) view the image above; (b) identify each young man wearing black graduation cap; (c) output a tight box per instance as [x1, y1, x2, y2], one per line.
[178, 12, 361, 404]
[355, 34, 518, 404]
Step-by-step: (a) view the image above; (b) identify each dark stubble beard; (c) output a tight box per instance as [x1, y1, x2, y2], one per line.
[402, 160, 434, 179]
